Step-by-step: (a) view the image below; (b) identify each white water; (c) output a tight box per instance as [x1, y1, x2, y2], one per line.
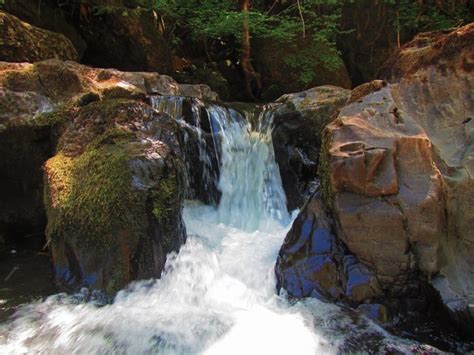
[0, 98, 434, 354]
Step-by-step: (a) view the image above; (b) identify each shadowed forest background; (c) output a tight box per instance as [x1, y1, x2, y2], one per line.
[2, 0, 473, 101]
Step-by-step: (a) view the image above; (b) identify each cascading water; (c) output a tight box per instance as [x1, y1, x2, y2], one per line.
[0, 96, 440, 354]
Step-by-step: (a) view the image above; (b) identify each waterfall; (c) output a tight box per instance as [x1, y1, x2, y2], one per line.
[151, 96, 288, 230]
[0, 96, 433, 354]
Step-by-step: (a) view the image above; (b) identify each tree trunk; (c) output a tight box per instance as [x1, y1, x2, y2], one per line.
[241, 0, 261, 100]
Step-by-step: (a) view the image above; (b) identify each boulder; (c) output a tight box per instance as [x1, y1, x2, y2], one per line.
[0, 59, 216, 244]
[43, 100, 186, 293]
[0, 11, 78, 62]
[270, 86, 350, 210]
[320, 24, 474, 324]
[277, 23, 474, 331]
[2, 0, 87, 58]
[71, 1, 172, 73]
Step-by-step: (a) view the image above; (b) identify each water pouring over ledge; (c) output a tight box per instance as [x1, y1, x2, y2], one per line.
[0, 96, 437, 353]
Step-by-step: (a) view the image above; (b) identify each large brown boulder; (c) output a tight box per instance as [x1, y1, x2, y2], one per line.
[0, 11, 78, 62]
[322, 24, 474, 322]
[277, 23, 474, 331]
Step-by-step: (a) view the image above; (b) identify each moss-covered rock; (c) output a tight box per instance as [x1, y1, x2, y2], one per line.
[0, 11, 78, 62]
[0, 59, 213, 246]
[43, 100, 186, 293]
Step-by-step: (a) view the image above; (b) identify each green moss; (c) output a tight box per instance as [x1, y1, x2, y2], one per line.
[45, 128, 148, 251]
[32, 107, 70, 128]
[152, 168, 181, 250]
[152, 174, 177, 221]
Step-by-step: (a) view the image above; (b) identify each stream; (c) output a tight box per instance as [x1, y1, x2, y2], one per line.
[0, 97, 466, 353]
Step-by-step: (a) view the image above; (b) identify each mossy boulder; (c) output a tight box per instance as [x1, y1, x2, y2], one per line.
[0, 59, 215, 246]
[0, 11, 78, 62]
[43, 100, 186, 294]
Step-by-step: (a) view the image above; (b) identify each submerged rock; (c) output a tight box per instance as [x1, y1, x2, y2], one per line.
[0, 11, 78, 62]
[43, 100, 186, 293]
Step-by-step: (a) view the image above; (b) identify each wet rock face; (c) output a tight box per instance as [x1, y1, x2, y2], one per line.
[276, 24, 474, 331]
[324, 86, 446, 286]
[43, 101, 186, 294]
[270, 86, 350, 210]
[318, 23, 474, 326]
[275, 193, 382, 304]
[0, 12, 78, 62]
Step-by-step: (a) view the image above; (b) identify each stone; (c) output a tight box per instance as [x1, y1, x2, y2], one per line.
[270, 86, 351, 210]
[318, 23, 474, 325]
[70, 1, 172, 73]
[43, 100, 186, 294]
[0, 58, 214, 250]
[357, 304, 390, 324]
[0, 11, 78, 62]
[275, 193, 382, 304]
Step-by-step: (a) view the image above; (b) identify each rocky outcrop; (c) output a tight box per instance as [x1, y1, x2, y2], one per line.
[382, 24, 474, 80]
[3, 0, 172, 73]
[270, 86, 350, 210]
[0, 11, 78, 63]
[276, 23, 474, 331]
[44, 100, 186, 293]
[68, 1, 172, 73]
[0, 59, 216, 291]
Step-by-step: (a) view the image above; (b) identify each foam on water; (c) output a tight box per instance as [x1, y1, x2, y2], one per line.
[0, 97, 433, 354]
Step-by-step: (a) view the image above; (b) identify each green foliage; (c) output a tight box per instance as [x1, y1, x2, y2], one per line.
[389, 0, 474, 34]
[149, 0, 347, 85]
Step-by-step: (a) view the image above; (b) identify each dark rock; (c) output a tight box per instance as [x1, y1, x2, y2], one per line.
[270, 86, 350, 210]
[357, 304, 390, 324]
[0, 11, 78, 62]
[276, 193, 381, 304]
[3, 0, 87, 58]
[44, 100, 186, 294]
[72, 2, 172, 73]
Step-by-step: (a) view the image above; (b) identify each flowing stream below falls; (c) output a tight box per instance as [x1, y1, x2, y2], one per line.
[0, 97, 458, 353]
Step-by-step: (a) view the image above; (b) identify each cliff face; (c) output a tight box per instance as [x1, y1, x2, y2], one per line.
[277, 23, 474, 333]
